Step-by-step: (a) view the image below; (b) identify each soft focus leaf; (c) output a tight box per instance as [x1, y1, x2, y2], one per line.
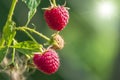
[22, 0, 41, 23]
[22, 0, 41, 10]
[28, 9, 36, 21]
[13, 41, 42, 55]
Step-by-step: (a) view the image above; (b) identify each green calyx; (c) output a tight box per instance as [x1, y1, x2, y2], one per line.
[50, 0, 57, 7]
[42, 0, 57, 10]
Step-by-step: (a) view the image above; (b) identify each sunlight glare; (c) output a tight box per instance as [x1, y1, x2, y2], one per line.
[98, 2, 115, 17]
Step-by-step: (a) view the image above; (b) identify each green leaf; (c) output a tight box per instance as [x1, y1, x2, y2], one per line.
[13, 41, 42, 55]
[0, 47, 8, 63]
[3, 21, 16, 46]
[22, 0, 41, 24]
[28, 9, 36, 21]
[22, 0, 41, 10]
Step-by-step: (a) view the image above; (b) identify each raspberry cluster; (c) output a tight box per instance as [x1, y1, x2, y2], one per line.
[33, 0, 69, 74]
[0, 0, 70, 78]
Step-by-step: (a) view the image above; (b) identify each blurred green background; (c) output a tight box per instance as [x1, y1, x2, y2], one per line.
[0, 0, 119, 80]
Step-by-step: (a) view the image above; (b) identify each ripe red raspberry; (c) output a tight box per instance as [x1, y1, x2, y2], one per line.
[33, 49, 60, 74]
[44, 6, 69, 31]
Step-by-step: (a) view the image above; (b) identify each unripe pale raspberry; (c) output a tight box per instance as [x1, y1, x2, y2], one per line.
[51, 34, 64, 50]
[44, 6, 69, 31]
[33, 49, 60, 74]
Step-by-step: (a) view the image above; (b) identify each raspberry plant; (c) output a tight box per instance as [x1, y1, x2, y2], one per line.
[0, 0, 69, 79]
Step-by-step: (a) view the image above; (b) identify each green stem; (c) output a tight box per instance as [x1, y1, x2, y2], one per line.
[11, 39, 16, 62]
[12, 47, 15, 62]
[0, 0, 18, 46]
[25, 19, 30, 27]
[22, 29, 38, 44]
[16, 27, 50, 41]
[52, 0, 57, 7]
[8, 0, 18, 21]
[0, 38, 5, 46]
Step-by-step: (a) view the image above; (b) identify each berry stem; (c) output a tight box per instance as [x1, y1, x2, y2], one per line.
[52, 0, 57, 7]
[22, 29, 38, 44]
[25, 19, 30, 27]
[16, 27, 50, 41]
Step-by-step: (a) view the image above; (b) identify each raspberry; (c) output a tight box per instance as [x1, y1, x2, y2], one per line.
[33, 49, 60, 74]
[44, 6, 69, 31]
[51, 34, 64, 50]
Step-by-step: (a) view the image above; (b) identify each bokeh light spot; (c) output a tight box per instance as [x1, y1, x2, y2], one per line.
[98, 2, 115, 17]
